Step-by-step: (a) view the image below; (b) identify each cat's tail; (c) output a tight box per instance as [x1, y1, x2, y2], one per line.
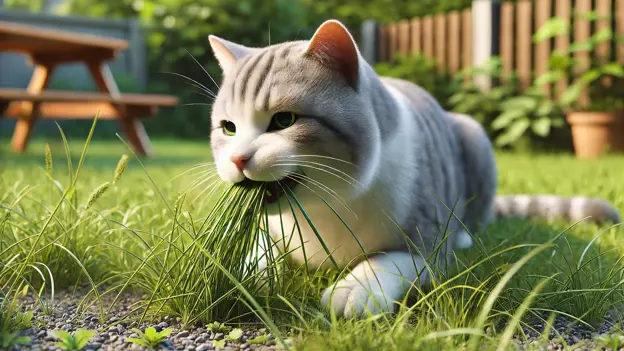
[494, 195, 621, 224]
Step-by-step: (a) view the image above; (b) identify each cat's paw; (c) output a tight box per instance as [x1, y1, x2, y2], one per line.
[321, 279, 396, 318]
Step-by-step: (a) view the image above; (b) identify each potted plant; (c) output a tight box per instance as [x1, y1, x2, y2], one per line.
[533, 14, 624, 159]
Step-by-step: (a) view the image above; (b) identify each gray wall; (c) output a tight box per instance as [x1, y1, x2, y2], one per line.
[0, 9, 146, 91]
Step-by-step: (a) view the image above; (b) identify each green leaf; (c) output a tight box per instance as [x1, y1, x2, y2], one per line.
[532, 117, 552, 137]
[535, 71, 564, 86]
[533, 17, 569, 42]
[213, 339, 226, 348]
[14, 336, 31, 346]
[494, 118, 531, 146]
[500, 96, 538, 111]
[492, 110, 526, 130]
[227, 328, 243, 341]
[536, 101, 556, 116]
[248, 335, 270, 344]
[560, 83, 583, 107]
[569, 39, 595, 52]
[126, 338, 150, 347]
[159, 328, 172, 338]
[591, 27, 612, 43]
[549, 52, 571, 70]
[579, 69, 601, 84]
[601, 63, 624, 77]
[144, 327, 157, 339]
[74, 330, 96, 348]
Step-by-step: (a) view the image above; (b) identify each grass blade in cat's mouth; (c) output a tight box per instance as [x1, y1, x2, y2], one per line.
[263, 178, 298, 204]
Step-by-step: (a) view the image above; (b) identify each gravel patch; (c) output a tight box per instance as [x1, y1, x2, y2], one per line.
[7, 289, 623, 351]
[9, 289, 280, 351]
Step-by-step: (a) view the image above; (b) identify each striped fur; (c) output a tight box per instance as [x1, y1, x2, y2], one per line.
[208, 20, 621, 318]
[495, 195, 621, 224]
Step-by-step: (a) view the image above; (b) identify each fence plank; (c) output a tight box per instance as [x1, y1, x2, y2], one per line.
[574, 0, 592, 107]
[398, 20, 411, 56]
[554, 0, 570, 98]
[410, 18, 422, 55]
[388, 23, 399, 62]
[534, 0, 552, 96]
[448, 11, 461, 74]
[516, 0, 533, 90]
[378, 25, 388, 62]
[500, 2, 514, 76]
[461, 9, 473, 72]
[595, 0, 612, 61]
[596, 0, 612, 86]
[423, 15, 434, 58]
[618, 0, 624, 64]
[435, 14, 447, 71]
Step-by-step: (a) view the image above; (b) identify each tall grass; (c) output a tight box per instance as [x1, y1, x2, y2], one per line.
[1, 125, 624, 350]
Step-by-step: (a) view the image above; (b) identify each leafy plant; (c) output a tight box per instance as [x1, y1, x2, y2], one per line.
[206, 321, 231, 333]
[226, 328, 243, 341]
[374, 54, 458, 110]
[53, 329, 96, 351]
[248, 334, 271, 345]
[448, 57, 522, 138]
[532, 13, 624, 112]
[596, 331, 624, 350]
[126, 327, 172, 349]
[491, 87, 565, 147]
[0, 330, 31, 349]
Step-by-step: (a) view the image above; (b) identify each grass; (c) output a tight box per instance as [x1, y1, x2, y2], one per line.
[1, 131, 624, 350]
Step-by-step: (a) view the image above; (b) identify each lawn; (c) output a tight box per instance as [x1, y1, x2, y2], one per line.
[1, 134, 624, 351]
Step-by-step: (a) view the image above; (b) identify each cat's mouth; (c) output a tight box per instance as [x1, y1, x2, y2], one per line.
[263, 177, 298, 204]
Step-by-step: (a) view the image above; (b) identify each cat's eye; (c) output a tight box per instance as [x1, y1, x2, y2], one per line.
[269, 112, 297, 131]
[221, 121, 236, 136]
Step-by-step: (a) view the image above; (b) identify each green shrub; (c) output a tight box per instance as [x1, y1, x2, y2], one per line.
[374, 54, 458, 110]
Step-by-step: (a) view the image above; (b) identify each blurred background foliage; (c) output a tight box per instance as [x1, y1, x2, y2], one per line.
[2, 0, 474, 139]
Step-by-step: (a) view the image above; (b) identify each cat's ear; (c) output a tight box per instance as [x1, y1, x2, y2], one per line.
[208, 35, 251, 73]
[304, 20, 360, 88]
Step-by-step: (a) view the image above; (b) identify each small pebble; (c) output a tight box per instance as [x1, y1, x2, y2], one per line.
[176, 331, 190, 338]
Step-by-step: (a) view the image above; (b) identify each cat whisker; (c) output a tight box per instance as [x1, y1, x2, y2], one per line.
[186, 85, 216, 99]
[186, 172, 220, 194]
[281, 160, 359, 185]
[171, 164, 216, 182]
[279, 155, 358, 167]
[164, 71, 217, 97]
[185, 49, 220, 90]
[284, 172, 356, 217]
[184, 103, 214, 107]
[274, 162, 361, 190]
[191, 177, 223, 204]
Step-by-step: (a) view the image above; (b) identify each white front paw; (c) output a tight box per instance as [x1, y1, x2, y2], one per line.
[321, 279, 396, 318]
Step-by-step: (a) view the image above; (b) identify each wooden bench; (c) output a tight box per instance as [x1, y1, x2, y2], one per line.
[0, 88, 177, 119]
[0, 20, 179, 156]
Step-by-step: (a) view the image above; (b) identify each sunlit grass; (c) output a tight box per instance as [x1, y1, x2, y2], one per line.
[1, 130, 624, 350]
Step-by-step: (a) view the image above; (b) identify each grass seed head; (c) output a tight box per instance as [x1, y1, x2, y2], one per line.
[113, 154, 129, 185]
[44, 144, 53, 175]
[85, 182, 111, 210]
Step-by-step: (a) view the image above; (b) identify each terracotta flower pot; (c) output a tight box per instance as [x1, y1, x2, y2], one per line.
[566, 111, 623, 159]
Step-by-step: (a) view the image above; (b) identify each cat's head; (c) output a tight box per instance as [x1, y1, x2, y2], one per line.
[208, 20, 380, 207]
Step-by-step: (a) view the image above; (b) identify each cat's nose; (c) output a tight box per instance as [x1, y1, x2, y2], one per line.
[230, 155, 249, 172]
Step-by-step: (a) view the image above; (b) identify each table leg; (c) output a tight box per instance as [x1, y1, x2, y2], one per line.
[11, 64, 56, 153]
[87, 60, 153, 156]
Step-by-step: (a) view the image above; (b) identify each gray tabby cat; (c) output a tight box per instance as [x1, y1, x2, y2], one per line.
[207, 20, 621, 318]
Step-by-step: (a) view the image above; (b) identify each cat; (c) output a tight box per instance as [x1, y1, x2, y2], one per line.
[207, 19, 621, 318]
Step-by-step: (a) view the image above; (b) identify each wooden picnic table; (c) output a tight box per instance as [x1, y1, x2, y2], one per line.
[0, 20, 178, 156]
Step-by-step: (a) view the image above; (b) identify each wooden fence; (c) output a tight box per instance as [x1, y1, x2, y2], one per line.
[377, 9, 473, 75]
[365, 0, 624, 98]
